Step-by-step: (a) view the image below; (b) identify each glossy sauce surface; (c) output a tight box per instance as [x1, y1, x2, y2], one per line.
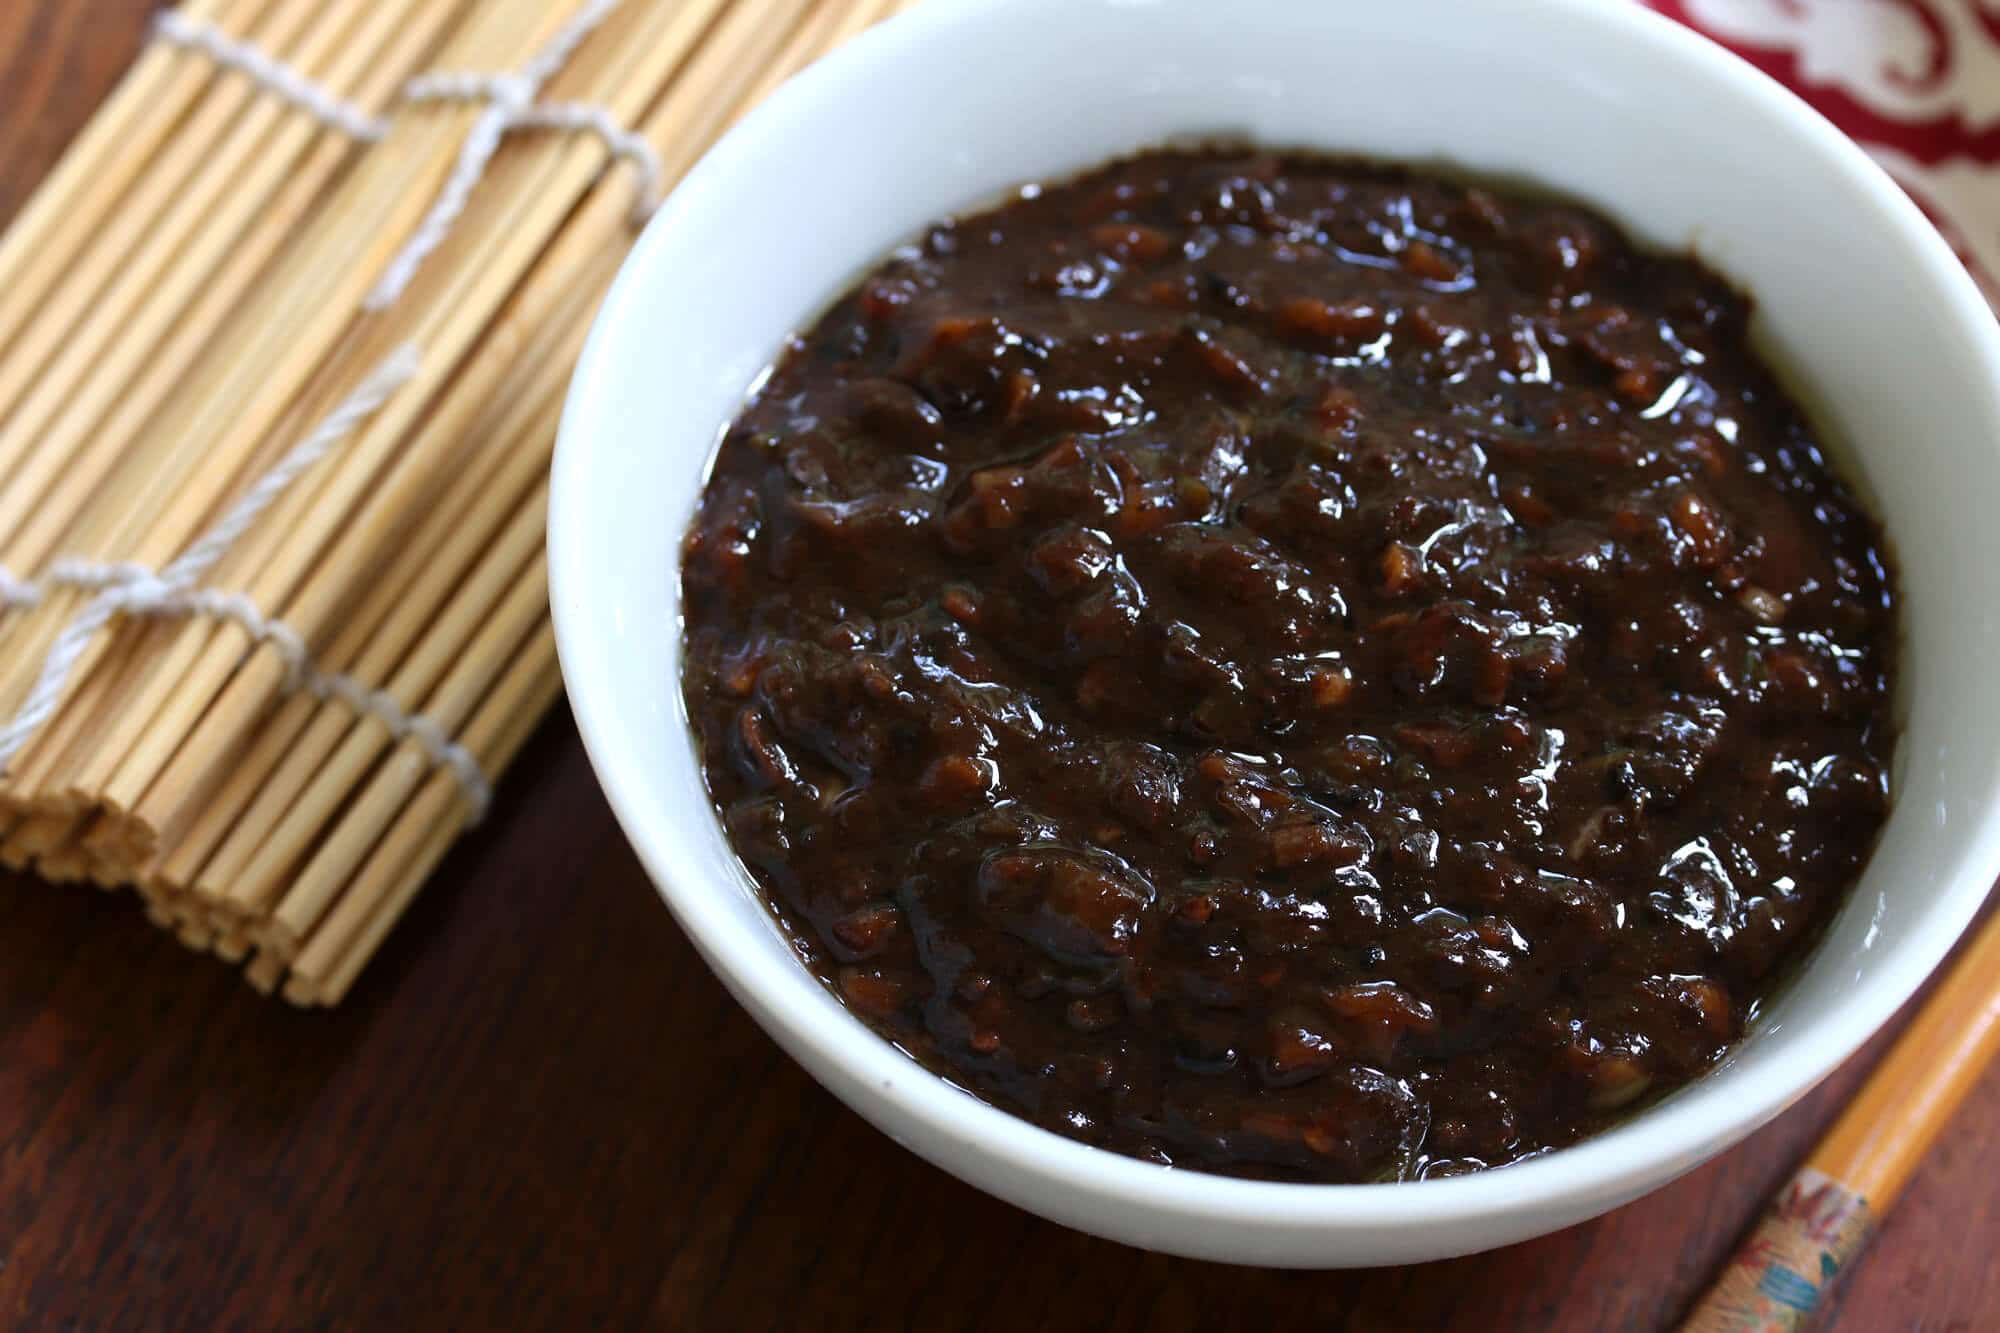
[680, 152, 1895, 1182]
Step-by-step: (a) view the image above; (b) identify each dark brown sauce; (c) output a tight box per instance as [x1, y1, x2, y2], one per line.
[680, 150, 1896, 1182]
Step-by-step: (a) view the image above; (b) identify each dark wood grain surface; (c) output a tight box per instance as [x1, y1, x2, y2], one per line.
[1, 6, 1995, 1330]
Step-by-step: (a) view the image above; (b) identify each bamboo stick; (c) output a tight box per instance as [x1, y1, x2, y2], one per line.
[0, 0, 564, 746]
[740, 0, 852, 111]
[139, 150, 628, 893]
[245, 949, 284, 995]
[260, 0, 860, 976]
[98, 195, 630, 828]
[56, 0, 711, 823]
[0, 0, 378, 459]
[828, 0, 903, 49]
[0, 0, 472, 573]
[208, 481, 548, 915]
[0, 0, 253, 359]
[140, 324, 589, 890]
[0, 0, 576, 801]
[176, 401, 565, 906]
[737, 0, 898, 116]
[145, 427, 537, 891]
[289, 625, 560, 1005]
[256, 561, 550, 951]
[0, 0, 902, 1001]
[0, 0, 334, 433]
[6, 621, 178, 811]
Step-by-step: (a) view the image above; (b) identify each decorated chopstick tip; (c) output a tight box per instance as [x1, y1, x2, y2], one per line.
[1682, 1168, 1871, 1331]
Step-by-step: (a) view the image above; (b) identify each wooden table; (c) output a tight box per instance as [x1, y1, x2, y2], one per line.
[3, 5, 1996, 1328]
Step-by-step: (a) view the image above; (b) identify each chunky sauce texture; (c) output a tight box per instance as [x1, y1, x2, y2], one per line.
[680, 151, 1895, 1182]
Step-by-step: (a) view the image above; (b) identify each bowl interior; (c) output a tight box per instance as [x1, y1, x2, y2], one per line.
[553, 0, 2000, 1265]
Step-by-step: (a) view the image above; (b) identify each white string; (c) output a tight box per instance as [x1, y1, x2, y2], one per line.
[53, 8, 611, 818]
[366, 74, 530, 312]
[0, 566, 42, 610]
[313, 674, 493, 821]
[46, 562, 312, 686]
[0, 345, 417, 768]
[152, 11, 390, 143]
[365, 0, 654, 309]
[154, 2, 660, 300]
[38, 561, 494, 823]
[407, 87, 664, 227]
[514, 100, 663, 224]
[0, 345, 492, 821]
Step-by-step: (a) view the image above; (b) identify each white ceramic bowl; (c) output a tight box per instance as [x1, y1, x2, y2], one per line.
[552, 0, 2000, 1266]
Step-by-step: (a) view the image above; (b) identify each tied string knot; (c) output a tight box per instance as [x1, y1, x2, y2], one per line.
[365, 0, 662, 309]
[44, 0, 661, 821]
[0, 346, 494, 823]
[46, 560, 314, 692]
[151, 2, 661, 316]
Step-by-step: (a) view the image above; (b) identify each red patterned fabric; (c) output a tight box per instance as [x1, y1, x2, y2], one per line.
[1646, 0, 2000, 310]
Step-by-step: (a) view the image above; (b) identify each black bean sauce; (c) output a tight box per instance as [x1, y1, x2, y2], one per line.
[680, 151, 1896, 1182]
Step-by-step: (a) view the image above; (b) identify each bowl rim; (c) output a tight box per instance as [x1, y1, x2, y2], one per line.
[552, 0, 2000, 1234]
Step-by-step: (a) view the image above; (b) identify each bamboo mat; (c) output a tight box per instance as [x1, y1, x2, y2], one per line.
[0, 0, 925, 1004]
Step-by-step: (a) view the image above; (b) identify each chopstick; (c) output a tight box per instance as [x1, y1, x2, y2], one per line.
[1678, 899, 2000, 1330]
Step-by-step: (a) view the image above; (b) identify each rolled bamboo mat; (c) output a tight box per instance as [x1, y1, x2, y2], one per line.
[0, 0, 907, 1004]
